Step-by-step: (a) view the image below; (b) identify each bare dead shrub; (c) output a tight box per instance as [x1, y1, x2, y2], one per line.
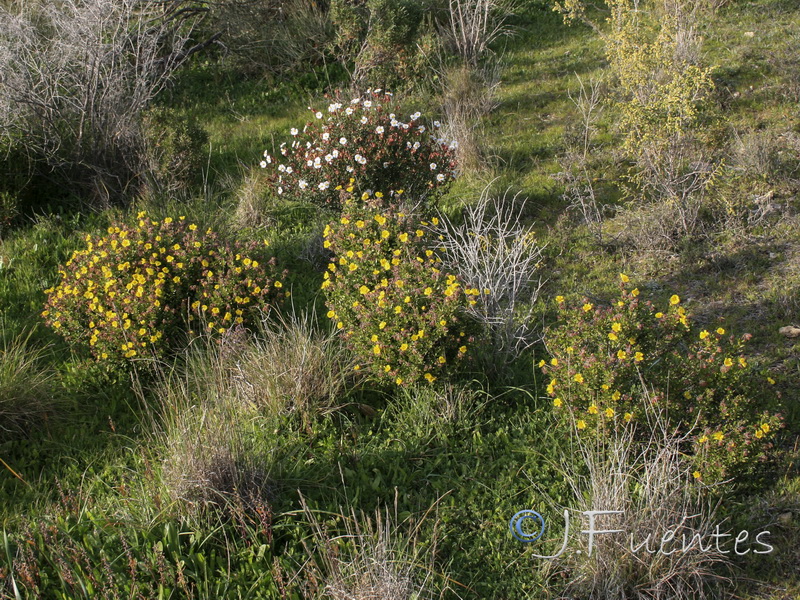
[433, 186, 545, 364]
[0, 0, 201, 203]
[438, 0, 515, 68]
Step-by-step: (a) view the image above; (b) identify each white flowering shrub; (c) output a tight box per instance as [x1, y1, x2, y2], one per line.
[260, 90, 458, 210]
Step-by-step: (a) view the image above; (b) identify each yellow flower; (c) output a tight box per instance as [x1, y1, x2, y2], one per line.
[617, 350, 627, 360]
[555, 295, 564, 303]
[716, 327, 725, 335]
[612, 322, 622, 332]
[693, 471, 701, 480]
[553, 398, 562, 407]
[738, 357, 747, 367]
[655, 312, 664, 319]
[608, 332, 618, 341]
[698, 435, 708, 444]
[670, 294, 680, 305]
[274, 281, 283, 288]
[327, 310, 336, 319]
[577, 420, 586, 430]
[400, 343, 408, 351]
[550, 358, 558, 366]
[767, 377, 776, 385]
[459, 346, 467, 354]
[373, 345, 381, 355]
[611, 391, 621, 401]
[379, 321, 387, 329]
[699, 330, 709, 340]
[538, 359, 546, 368]
[712, 431, 724, 441]
[755, 429, 764, 439]
[624, 412, 633, 422]
[723, 357, 733, 367]
[438, 356, 446, 364]
[634, 351, 644, 362]
[760, 423, 770, 433]
[588, 404, 598, 414]
[631, 288, 639, 297]
[573, 373, 584, 384]
[424, 373, 436, 383]
[582, 303, 593, 312]
[396, 377, 403, 385]
[620, 273, 629, 283]
[604, 407, 614, 418]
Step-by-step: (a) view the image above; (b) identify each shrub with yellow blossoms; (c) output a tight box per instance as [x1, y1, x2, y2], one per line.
[541, 277, 783, 482]
[322, 198, 478, 386]
[42, 213, 287, 365]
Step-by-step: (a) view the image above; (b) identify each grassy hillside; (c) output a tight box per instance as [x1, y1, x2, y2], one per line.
[1, 0, 798, 598]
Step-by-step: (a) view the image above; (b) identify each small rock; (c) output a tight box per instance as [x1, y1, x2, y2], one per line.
[777, 511, 793, 525]
[778, 325, 800, 338]
[744, 31, 755, 38]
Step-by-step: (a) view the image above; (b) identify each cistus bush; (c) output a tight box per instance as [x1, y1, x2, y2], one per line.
[541, 276, 783, 482]
[322, 198, 479, 386]
[260, 90, 458, 211]
[42, 213, 287, 365]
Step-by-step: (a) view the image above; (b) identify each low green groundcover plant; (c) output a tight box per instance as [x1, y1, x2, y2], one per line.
[322, 197, 480, 386]
[541, 275, 783, 482]
[43, 212, 287, 365]
[260, 89, 457, 210]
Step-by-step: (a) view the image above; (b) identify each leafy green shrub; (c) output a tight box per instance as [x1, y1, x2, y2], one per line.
[541, 276, 782, 482]
[322, 199, 479, 385]
[42, 212, 287, 366]
[139, 106, 208, 196]
[260, 90, 457, 211]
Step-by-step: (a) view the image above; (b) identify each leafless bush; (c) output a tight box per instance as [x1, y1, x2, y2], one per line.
[434, 186, 545, 363]
[438, 0, 515, 68]
[0, 0, 201, 203]
[546, 400, 733, 599]
[299, 494, 448, 600]
[557, 75, 608, 243]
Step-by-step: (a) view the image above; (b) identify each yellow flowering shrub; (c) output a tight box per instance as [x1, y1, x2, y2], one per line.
[541, 276, 783, 482]
[42, 213, 287, 365]
[322, 198, 478, 386]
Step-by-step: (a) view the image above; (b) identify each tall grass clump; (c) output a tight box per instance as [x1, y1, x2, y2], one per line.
[152, 335, 273, 515]
[0, 328, 59, 438]
[547, 402, 734, 600]
[434, 187, 545, 366]
[298, 495, 449, 599]
[232, 310, 360, 421]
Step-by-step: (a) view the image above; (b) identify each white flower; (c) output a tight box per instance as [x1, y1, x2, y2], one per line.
[291, 141, 299, 149]
[318, 181, 330, 190]
[436, 173, 445, 182]
[406, 141, 412, 148]
[346, 165, 354, 172]
[322, 132, 330, 141]
[402, 123, 409, 130]
[374, 88, 382, 94]
[278, 164, 286, 172]
[307, 159, 313, 167]
[410, 111, 421, 120]
[259, 161, 267, 168]
[417, 125, 425, 133]
[413, 141, 420, 150]
[315, 111, 323, 119]
[449, 141, 458, 150]
[290, 128, 299, 136]
[351, 97, 360, 104]
[339, 137, 347, 145]
[376, 126, 384, 134]
[281, 148, 288, 155]
[325, 154, 333, 163]
[332, 149, 339, 158]
[277, 186, 283, 195]
[285, 166, 293, 174]
[360, 116, 368, 124]
[354, 153, 363, 162]
[430, 163, 437, 170]
[358, 156, 367, 165]
[383, 161, 389, 168]
[363, 100, 372, 108]
[433, 120, 441, 128]
[298, 179, 308, 189]
[306, 142, 312, 149]
[345, 107, 354, 115]
[391, 119, 399, 127]
[390, 113, 396, 119]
